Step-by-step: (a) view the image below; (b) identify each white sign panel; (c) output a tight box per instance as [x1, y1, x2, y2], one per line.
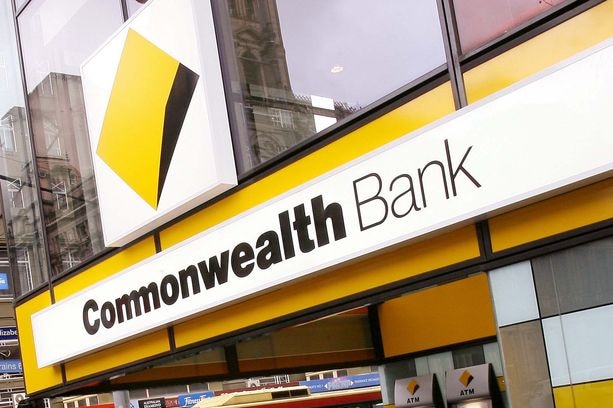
[81, 0, 237, 247]
[33, 40, 613, 367]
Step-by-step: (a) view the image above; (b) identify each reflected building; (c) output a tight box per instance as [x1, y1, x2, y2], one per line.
[26, 72, 104, 277]
[0, 105, 46, 294]
[227, 0, 357, 168]
[0, 109, 28, 407]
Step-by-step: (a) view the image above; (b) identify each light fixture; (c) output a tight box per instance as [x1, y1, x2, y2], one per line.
[330, 65, 344, 74]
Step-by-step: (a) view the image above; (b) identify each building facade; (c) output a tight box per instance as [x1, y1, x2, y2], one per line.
[0, 0, 611, 407]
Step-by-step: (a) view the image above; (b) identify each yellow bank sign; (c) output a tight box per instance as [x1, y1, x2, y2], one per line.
[33, 40, 613, 368]
[81, 0, 236, 247]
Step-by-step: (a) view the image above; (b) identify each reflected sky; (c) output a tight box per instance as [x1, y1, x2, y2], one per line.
[276, 0, 446, 107]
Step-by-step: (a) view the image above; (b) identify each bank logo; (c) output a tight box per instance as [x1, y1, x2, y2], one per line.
[459, 370, 474, 387]
[97, 29, 199, 209]
[406, 379, 419, 395]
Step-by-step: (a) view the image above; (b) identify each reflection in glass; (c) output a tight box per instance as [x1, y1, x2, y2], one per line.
[18, 0, 124, 277]
[0, 0, 48, 296]
[236, 307, 374, 372]
[219, 0, 446, 173]
[453, 0, 568, 54]
[532, 237, 613, 318]
[452, 344, 486, 369]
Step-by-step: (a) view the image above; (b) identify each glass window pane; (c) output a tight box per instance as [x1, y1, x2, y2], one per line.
[110, 346, 227, 385]
[0, 0, 48, 295]
[453, 0, 570, 54]
[237, 308, 374, 372]
[499, 321, 555, 408]
[558, 304, 613, 384]
[219, 0, 447, 173]
[18, 0, 123, 276]
[489, 261, 540, 326]
[452, 344, 486, 369]
[532, 237, 613, 317]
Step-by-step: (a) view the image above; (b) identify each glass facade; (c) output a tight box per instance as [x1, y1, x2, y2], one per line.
[488, 238, 613, 407]
[17, 0, 123, 279]
[3, 1, 611, 405]
[453, 0, 570, 54]
[1, 0, 576, 297]
[127, 0, 148, 17]
[532, 237, 613, 317]
[217, 0, 447, 173]
[534, 238, 613, 387]
[0, 0, 47, 295]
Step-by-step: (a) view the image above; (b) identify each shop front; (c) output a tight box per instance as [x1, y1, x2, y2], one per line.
[4, 0, 612, 407]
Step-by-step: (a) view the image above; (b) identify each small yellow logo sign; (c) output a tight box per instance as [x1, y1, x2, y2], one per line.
[97, 29, 199, 209]
[407, 379, 419, 395]
[459, 370, 474, 387]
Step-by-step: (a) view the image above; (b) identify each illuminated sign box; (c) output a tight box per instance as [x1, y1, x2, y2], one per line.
[81, 0, 237, 247]
[33, 40, 613, 368]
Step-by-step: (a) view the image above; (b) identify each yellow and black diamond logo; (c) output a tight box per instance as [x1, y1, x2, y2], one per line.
[459, 370, 474, 387]
[97, 29, 199, 209]
[406, 379, 419, 395]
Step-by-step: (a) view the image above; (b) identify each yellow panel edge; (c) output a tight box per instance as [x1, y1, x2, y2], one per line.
[16, 291, 63, 393]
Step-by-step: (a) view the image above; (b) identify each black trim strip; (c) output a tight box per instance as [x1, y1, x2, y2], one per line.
[120, 0, 129, 22]
[12, 0, 604, 307]
[368, 304, 385, 361]
[60, 363, 67, 386]
[437, 0, 468, 109]
[476, 220, 493, 261]
[224, 344, 239, 377]
[167, 326, 176, 351]
[497, 317, 542, 330]
[153, 232, 162, 254]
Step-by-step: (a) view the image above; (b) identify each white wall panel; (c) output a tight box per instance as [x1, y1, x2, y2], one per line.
[490, 261, 540, 326]
[542, 317, 570, 387]
[561, 304, 613, 384]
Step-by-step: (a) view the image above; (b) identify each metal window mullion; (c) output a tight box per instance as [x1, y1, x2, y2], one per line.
[437, 0, 468, 110]
[120, 0, 129, 22]
[10, 0, 55, 300]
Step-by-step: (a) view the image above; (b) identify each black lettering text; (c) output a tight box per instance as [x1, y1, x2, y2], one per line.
[353, 173, 388, 231]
